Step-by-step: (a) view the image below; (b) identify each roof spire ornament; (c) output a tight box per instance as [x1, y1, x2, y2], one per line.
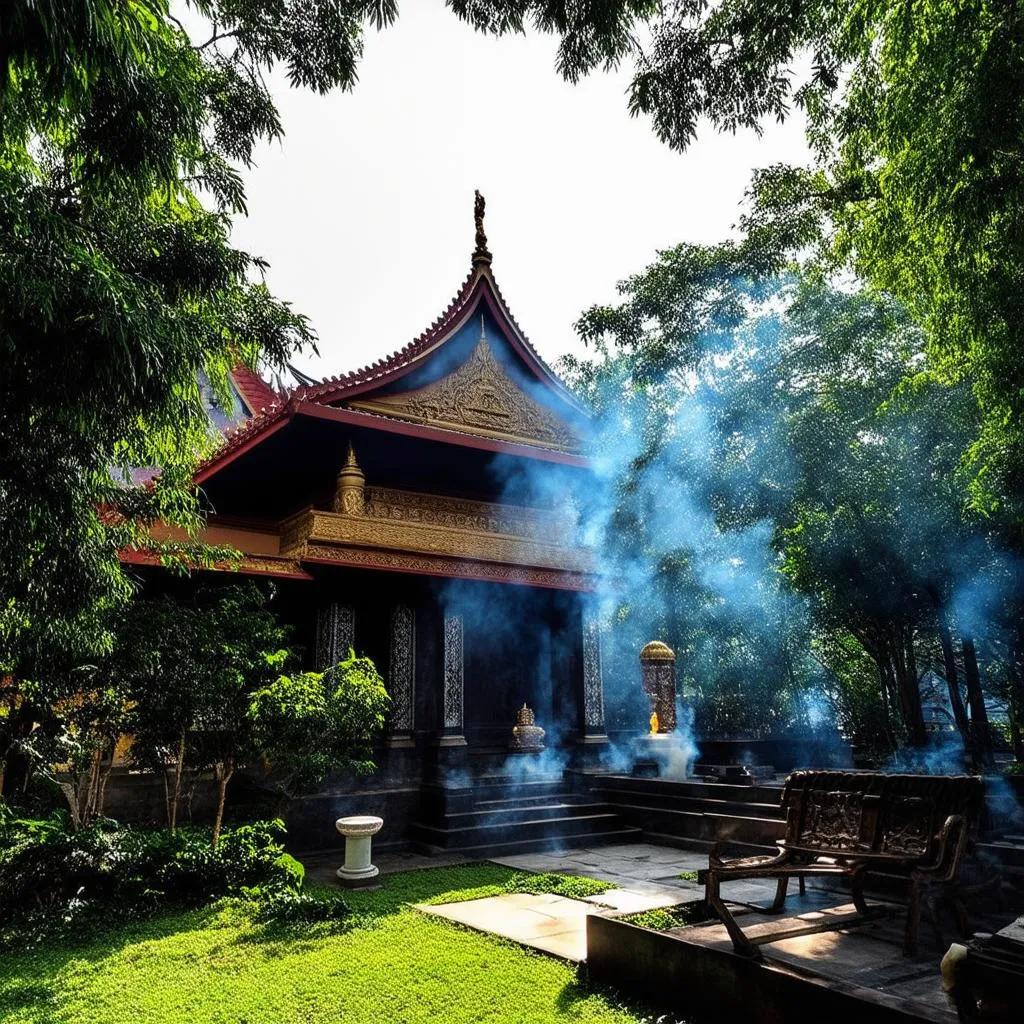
[472, 189, 491, 267]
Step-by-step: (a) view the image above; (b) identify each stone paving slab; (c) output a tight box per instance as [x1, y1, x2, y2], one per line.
[489, 843, 781, 906]
[416, 884, 689, 963]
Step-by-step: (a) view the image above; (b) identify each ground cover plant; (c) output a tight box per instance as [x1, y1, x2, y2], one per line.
[0, 864, 653, 1024]
[414, 868, 614, 905]
[0, 815, 330, 948]
[621, 905, 707, 932]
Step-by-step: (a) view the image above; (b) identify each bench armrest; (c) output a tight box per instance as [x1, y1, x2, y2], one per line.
[918, 813, 969, 881]
[708, 840, 790, 872]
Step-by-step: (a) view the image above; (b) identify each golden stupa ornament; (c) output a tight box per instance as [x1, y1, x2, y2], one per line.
[640, 640, 677, 733]
[510, 703, 545, 753]
[333, 442, 366, 515]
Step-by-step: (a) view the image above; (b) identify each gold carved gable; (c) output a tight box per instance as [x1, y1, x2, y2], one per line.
[348, 331, 579, 452]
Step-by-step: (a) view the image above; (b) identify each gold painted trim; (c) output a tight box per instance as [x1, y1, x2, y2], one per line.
[302, 543, 594, 591]
[284, 508, 590, 573]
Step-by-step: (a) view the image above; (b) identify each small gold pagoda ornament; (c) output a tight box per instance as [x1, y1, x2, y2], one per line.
[333, 443, 366, 515]
[510, 703, 545, 753]
[640, 640, 677, 734]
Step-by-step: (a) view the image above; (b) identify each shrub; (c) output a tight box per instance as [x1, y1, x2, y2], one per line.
[0, 814, 324, 946]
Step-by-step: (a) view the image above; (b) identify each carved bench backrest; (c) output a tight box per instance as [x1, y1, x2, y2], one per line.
[781, 771, 983, 861]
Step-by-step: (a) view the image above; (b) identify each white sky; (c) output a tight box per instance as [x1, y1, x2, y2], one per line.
[229, 1, 809, 380]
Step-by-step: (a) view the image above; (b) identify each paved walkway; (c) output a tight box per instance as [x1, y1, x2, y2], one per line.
[417, 890, 645, 961]
[492, 842, 780, 906]
[416, 843, 781, 962]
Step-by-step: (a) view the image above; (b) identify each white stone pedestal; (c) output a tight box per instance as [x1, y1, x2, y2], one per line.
[335, 815, 383, 887]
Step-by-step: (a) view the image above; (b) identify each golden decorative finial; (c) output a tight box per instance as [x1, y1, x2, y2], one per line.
[473, 189, 491, 266]
[334, 442, 365, 516]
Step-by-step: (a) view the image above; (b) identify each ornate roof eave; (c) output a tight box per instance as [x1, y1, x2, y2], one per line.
[194, 395, 590, 487]
[298, 402, 590, 466]
[295, 263, 587, 417]
[193, 395, 296, 485]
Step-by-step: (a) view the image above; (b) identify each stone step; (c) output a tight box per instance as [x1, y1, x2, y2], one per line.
[473, 793, 586, 810]
[595, 773, 785, 806]
[607, 802, 786, 846]
[445, 801, 608, 828]
[469, 778, 566, 803]
[410, 811, 625, 850]
[592, 784, 785, 821]
[977, 839, 1024, 869]
[642, 831, 776, 860]
[411, 826, 644, 859]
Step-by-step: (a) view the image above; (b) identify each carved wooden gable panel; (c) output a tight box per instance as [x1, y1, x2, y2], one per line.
[347, 332, 579, 452]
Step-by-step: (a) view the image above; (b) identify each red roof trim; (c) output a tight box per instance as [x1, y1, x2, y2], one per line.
[194, 401, 294, 484]
[230, 365, 279, 415]
[294, 402, 590, 467]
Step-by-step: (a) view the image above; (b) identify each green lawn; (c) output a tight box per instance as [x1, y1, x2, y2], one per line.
[0, 865, 648, 1024]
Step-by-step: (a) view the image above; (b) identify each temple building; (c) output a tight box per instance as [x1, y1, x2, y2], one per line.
[126, 196, 613, 848]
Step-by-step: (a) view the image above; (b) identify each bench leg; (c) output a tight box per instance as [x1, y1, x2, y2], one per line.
[923, 891, 945, 952]
[904, 875, 921, 957]
[706, 871, 761, 960]
[851, 866, 869, 917]
[770, 876, 788, 913]
[953, 896, 971, 937]
[798, 875, 806, 896]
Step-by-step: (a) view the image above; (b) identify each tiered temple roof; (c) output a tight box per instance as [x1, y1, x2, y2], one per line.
[209, 196, 587, 484]
[137, 195, 595, 590]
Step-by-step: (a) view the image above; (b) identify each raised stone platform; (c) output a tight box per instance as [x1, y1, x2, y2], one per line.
[588, 891, 967, 1024]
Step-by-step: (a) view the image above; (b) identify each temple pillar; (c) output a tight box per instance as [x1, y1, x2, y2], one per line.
[580, 611, 609, 746]
[387, 604, 416, 748]
[315, 602, 355, 670]
[438, 613, 467, 748]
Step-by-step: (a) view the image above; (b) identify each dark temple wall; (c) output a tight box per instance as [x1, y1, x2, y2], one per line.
[444, 580, 582, 752]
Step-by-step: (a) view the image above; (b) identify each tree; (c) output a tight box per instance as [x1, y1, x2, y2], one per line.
[570, 237, 1012, 757]
[183, 585, 293, 847]
[107, 596, 210, 830]
[249, 652, 389, 803]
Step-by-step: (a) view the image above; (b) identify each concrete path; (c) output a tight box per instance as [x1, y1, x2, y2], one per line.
[417, 886, 684, 961]
[490, 842, 780, 906]
[416, 842, 783, 962]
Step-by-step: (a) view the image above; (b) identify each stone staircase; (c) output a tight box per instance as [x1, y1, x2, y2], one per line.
[582, 773, 786, 856]
[410, 773, 641, 857]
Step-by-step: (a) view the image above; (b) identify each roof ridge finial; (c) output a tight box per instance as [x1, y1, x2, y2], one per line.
[472, 189, 492, 267]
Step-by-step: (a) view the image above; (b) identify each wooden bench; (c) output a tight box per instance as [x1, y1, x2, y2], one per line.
[702, 770, 984, 957]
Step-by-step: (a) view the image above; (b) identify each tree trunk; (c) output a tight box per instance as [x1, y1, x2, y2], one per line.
[877, 659, 897, 750]
[937, 609, 970, 743]
[962, 633, 994, 768]
[0, 743, 32, 805]
[1011, 626, 1024, 762]
[170, 730, 186, 832]
[893, 633, 927, 747]
[211, 761, 234, 850]
[1008, 694, 1024, 763]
